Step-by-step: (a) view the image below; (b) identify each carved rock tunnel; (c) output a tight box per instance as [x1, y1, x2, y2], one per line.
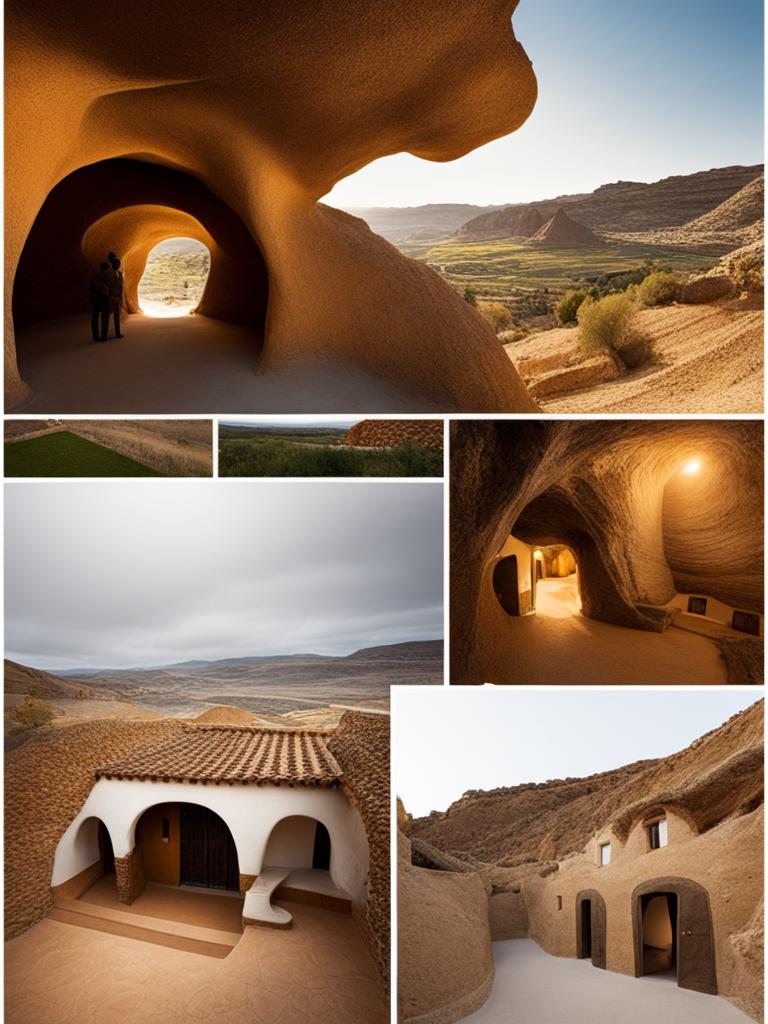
[450, 420, 764, 682]
[12, 158, 270, 344]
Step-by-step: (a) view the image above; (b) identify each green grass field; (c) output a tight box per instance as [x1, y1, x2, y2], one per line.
[219, 435, 443, 477]
[400, 238, 719, 314]
[5, 431, 162, 477]
[219, 426, 349, 445]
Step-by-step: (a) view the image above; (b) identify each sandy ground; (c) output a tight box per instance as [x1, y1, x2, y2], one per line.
[491, 578, 727, 685]
[5, 900, 387, 1024]
[508, 301, 763, 413]
[461, 940, 752, 1023]
[13, 313, 424, 413]
[79, 875, 244, 932]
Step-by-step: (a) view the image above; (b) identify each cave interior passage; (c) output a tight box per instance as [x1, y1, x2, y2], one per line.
[641, 892, 677, 977]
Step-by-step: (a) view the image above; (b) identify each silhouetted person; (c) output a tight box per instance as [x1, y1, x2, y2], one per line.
[105, 255, 125, 338]
[89, 261, 110, 342]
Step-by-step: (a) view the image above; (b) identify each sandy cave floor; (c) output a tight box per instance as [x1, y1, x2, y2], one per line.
[492, 578, 728, 685]
[13, 313, 422, 413]
[4, 899, 387, 1024]
[462, 940, 752, 1024]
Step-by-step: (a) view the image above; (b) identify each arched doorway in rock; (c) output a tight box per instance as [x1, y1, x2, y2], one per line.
[632, 877, 717, 994]
[135, 802, 240, 892]
[575, 890, 606, 968]
[493, 554, 521, 616]
[136, 238, 211, 318]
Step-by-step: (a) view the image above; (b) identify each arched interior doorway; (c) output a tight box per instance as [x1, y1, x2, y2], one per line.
[493, 555, 521, 616]
[264, 815, 332, 873]
[135, 802, 240, 892]
[632, 878, 717, 994]
[576, 890, 606, 969]
[137, 237, 211, 318]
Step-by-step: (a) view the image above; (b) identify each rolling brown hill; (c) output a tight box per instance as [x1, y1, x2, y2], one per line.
[408, 701, 763, 867]
[528, 208, 602, 247]
[4, 659, 119, 701]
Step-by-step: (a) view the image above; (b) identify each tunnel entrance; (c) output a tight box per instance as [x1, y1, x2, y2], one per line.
[138, 238, 211, 318]
[640, 892, 677, 977]
[493, 555, 521, 616]
[575, 890, 606, 968]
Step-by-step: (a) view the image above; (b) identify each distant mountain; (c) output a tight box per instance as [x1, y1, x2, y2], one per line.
[375, 165, 763, 251]
[346, 640, 444, 661]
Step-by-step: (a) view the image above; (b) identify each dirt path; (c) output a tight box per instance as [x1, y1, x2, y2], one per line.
[14, 313, 426, 413]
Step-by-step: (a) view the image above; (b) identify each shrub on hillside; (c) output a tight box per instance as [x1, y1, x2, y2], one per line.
[463, 285, 478, 306]
[556, 290, 587, 326]
[731, 253, 764, 294]
[636, 271, 680, 307]
[10, 695, 55, 734]
[477, 301, 513, 334]
[678, 274, 736, 304]
[576, 293, 636, 355]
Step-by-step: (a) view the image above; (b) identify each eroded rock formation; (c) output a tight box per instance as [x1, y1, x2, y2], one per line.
[6, 0, 539, 411]
[528, 207, 602, 246]
[345, 419, 444, 451]
[400, 702, 764, 1022]
[450, 421, 764, 683]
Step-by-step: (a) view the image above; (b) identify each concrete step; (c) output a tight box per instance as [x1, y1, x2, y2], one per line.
[671, 611, 731, 639]
[48, 898, 241, 958]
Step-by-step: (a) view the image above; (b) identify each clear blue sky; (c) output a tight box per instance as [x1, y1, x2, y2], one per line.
[327, 0, 764, 207]
[395, 689, 761, 817]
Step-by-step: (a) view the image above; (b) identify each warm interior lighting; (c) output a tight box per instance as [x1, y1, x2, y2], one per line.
[533, 549, 544, 559]
[681, 459, 702, 476]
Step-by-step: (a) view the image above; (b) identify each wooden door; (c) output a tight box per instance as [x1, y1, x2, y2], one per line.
[180, 804, 239, 891]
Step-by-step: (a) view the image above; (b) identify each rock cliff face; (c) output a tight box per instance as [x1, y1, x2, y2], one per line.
[6, 0, 539, 412]
[456, 205, 547, 239]
[456, 164, 763, 241]
[450, 420, 764, 682]
[409, 702, 763, 865]
[345, 419, 444, 451]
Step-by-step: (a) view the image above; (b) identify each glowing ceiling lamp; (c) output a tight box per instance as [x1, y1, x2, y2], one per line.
[533, 549, 544, 560]
[681, 459, 702, 476]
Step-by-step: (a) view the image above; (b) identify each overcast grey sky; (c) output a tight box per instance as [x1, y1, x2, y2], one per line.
[395, 689, 761, 817]
[5, 481, 443, 670]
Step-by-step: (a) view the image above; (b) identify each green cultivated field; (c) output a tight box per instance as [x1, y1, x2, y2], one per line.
[218, 427, 442, 477]
[401, 238, 718, 314]
[5, 431, 162, 477]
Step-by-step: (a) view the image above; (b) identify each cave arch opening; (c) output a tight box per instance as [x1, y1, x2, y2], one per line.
[11, 157, 269, 374]
[137, 237, 211, 318]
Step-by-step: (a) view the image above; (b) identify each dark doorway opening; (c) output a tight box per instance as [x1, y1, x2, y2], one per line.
[312, 822, 331, 870]
[98, 820, 114, 874]
[179, 805, 239, 891]
[493, 555, 520, 616]
[581, 899, 592, 959]
[641, 892, 678, 976]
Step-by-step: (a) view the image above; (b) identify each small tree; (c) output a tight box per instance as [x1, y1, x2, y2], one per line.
[556, 290, 587, 326]
[477, 300, 513, 335]
[10, 695, 55, 734]
[577, 293, 636, 355]
[463, 285, 478, 306]
[636, 271, 680, 307]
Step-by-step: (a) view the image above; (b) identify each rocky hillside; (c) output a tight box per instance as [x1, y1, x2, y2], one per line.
[529, 208, 602, 247]
[455, 164, 762, 243]
[346, 419, 444, 451]
[4, 659, 118, 701]
[455, 205, 549, 239]
[408, 701, 763, 866]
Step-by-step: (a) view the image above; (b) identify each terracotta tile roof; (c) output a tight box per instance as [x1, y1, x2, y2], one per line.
[94, 725, 342, 786]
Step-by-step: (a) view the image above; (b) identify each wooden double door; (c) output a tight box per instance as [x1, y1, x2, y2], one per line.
[179, 804, 239, 892]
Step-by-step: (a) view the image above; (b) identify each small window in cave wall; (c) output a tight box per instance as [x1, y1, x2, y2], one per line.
[687, 596, 707, 615]
[557, 895, 563, 910]
[647, 818, 668, 850]
[732, 610, 761, 636]
[599, 842, 611, 866]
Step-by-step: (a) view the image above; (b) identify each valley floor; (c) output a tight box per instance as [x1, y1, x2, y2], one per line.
[462, 940, 752, 1024]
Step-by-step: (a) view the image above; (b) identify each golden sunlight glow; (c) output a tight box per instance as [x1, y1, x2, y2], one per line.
[139, 299, 197, 318]
[681, 459, 702, 476]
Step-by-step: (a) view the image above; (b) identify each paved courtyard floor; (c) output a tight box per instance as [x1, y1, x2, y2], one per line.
[5, 900, 387, 1024]
[462, 940, 752, 1023]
